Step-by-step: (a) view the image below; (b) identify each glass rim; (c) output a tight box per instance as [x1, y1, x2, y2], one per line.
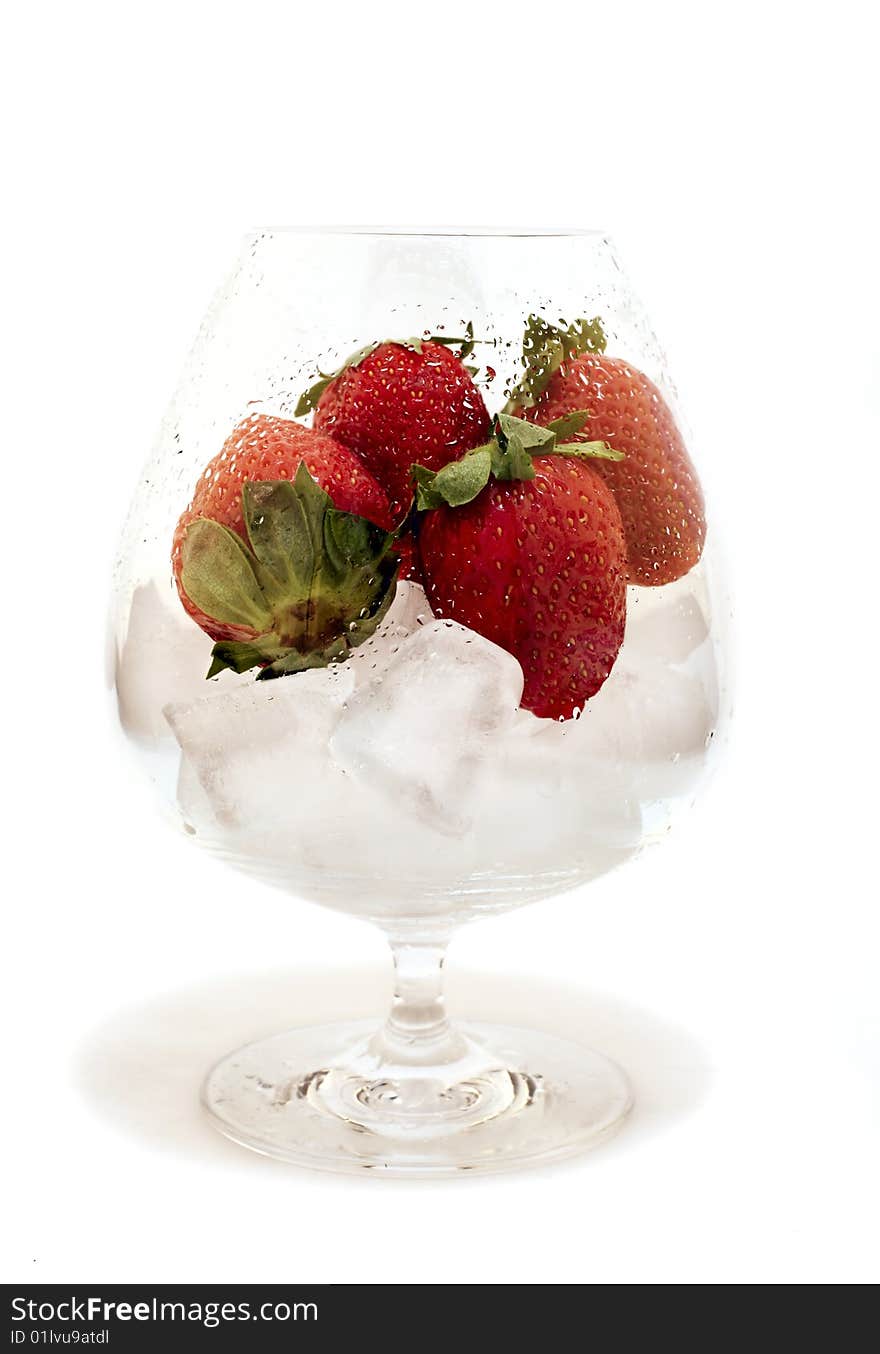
[250, 225, 612, 240]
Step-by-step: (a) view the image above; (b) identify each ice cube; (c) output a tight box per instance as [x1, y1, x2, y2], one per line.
[622, 580, 710, 668]
[115, 580, 235, 743]
[467, 711, 644, 885]
[382, 579, 433, 633]
[572, 656, 716, 803]
[348, 580, 433, 687]
[165, 664, 354, 831]
[331, 620, 524, 836]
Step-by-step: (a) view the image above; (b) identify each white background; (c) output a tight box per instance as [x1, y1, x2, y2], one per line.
[3, 0, 878, 1285]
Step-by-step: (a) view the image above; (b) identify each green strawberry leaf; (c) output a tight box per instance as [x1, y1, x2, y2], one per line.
[500, 434, 536, 481]
[413, 445, 493, 509]
[242, 471, 328, 602]
[492, 414, 551, 481]
[257, 636, 351, 680]
[564, 316, 606, 354]
[294, 375, 332, 416]
[206, 637, 290, 678]
[295, 342, 381, 415]
[547, 409, 591, 440]
[497, 413, 555, 450]
[323, 505, 393, 578]
[411, 464, 447, 511]
[552, 440, 624, 462]
[430, 320, 476, 361]
[181, 520, 274, 632]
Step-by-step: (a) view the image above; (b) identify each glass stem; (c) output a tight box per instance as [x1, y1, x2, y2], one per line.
[377, 934, 465, 1067]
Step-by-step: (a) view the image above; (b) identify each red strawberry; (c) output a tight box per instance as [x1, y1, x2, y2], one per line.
[417, 422, 627, 720]
[513, 338, 705, 586]
[173, 413, 393, 644]
[303, 339, 491, 524]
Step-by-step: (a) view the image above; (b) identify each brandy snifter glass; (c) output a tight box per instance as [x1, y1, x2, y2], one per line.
[110, 229, 729, 1176]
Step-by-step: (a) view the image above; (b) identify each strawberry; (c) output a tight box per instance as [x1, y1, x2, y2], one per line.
[299, 337, 491, 525]
[509, 317, 705, 586]
[172, 414, 398, 679]
[416, 414, 627, 719]
[173, 413, 393, 642]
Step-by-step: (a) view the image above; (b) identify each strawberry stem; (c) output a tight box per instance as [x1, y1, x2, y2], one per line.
[412, 413, 622, 511]
[296, 326, 484, 415]
[504, 314, 607, 412]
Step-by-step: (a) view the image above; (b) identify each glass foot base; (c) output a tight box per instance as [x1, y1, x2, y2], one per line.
[203, 1019, 632, 1177]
